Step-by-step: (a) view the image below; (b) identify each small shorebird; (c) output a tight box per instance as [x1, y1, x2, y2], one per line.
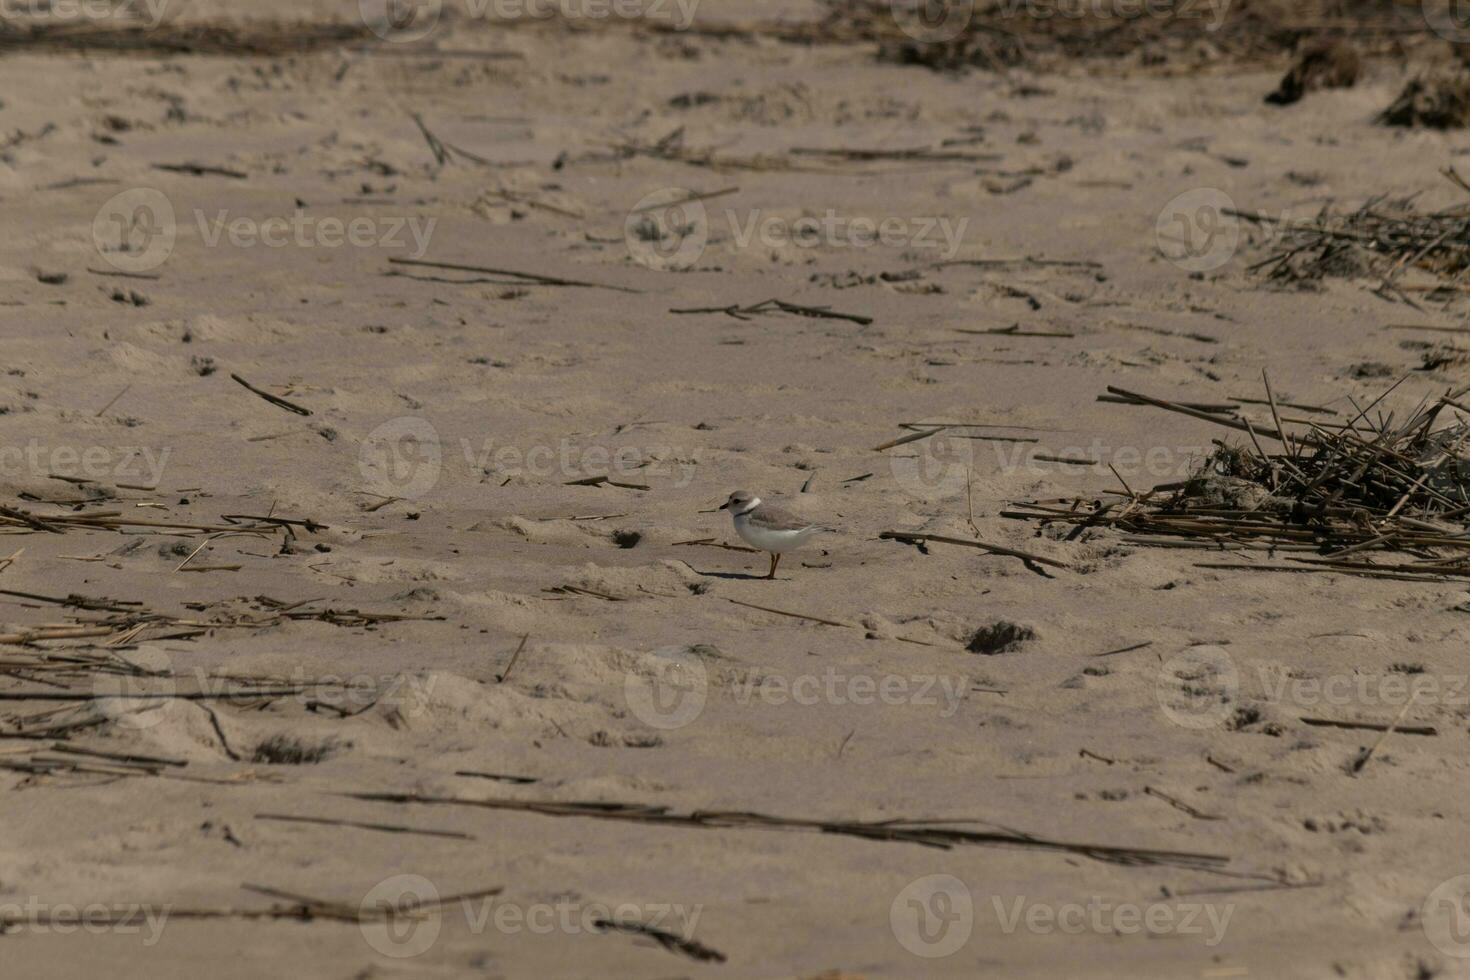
[718, 490, 833, 579]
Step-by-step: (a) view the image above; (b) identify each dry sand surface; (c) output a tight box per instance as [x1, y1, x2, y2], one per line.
[7, 1, 1470, 977]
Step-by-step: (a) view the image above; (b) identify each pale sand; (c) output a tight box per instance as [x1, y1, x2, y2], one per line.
[1, 3, 1468, 977]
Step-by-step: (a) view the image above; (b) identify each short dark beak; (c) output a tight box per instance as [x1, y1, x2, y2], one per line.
[717, 501, 729, 510]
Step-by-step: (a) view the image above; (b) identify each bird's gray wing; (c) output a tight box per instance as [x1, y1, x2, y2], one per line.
[748, 504, 830, 532]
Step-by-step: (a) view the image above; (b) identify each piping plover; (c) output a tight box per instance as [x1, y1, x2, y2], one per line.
[718, 489, 833, 579]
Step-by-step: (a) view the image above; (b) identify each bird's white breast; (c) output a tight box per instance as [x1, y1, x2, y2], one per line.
[733, 513, 819, 553]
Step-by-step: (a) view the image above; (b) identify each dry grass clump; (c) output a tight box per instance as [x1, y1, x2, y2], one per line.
[1241, 175, 1470, 299]
[251, 735, 342, 766]
[1265, 38, 1360, 105]
[1379, 70, 1470, 129]
[847, 0, 1419, 74]
[1010, 379, 1470, 581]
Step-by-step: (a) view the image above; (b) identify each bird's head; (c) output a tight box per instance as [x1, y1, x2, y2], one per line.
[719, 490, 760, 514]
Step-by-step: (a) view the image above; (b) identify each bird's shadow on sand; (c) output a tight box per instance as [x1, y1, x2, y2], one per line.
[686, 567, 775, 581]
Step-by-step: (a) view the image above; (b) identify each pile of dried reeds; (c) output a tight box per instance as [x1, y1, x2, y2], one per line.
[0, 590, 445, 745]
[1379, 69, 1470, 129]
[1234, 171, 1470, 302]
[0, 3, 1424, 71]
[1007, 378, 1470, 582]
[832, 0, 1422, 73]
